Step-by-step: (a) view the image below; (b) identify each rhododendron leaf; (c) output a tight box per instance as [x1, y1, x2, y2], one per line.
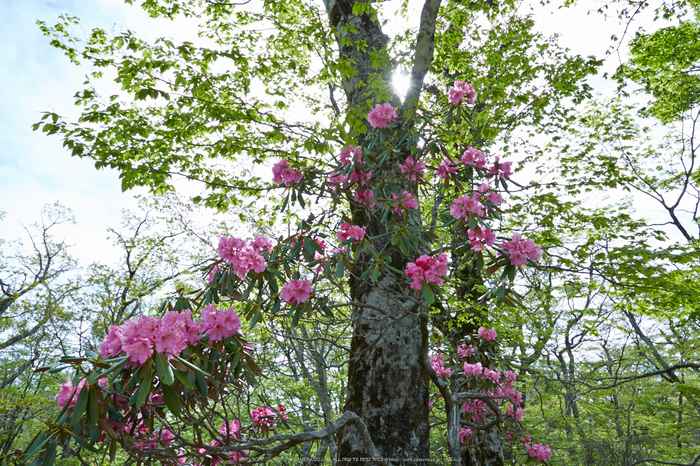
[506, 265, 517, 282]
[485, 264, 500, 276]
[335, 257, 345, 278]
[272, 297, 281, 314]
[468, 215, 477, 230]
[291, 306, 303, 327]
[161, 383, 181, 416]
[455, 243, 471, 254]
[496, 284, 506, 304]
[502, 295, 518, 308]
[132, 367, 153, 409]
[68, 432, 99, 453]
[47, 366, 68, 374]
[86, 387, 98, 426]
[69, 385, 89, 427]
[195, 372, 208, 396]
[391, 234, 401, 246]
[249, 309, 261, 328]
[371, 266, 379, 283]
[40, 441, 57, 466]
[22, 431, 48, 463]
[422, 282, 435, 305]
[85, 350, 98, 359]
[398, 238, 409, 256]
[173, 369, 194, 390]
[155, 352, 175, 386]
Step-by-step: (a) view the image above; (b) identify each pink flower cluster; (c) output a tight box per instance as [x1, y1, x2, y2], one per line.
[56, 377, 97, 409]
[281, 279, 313, 305]
[100, 311, 204, 365]
[486, 156, 513, 179]
[217, 234, 271, 280]
[197, 421, 245, 464]
[340, 145, 364, 168]
[458, 344, 475, 359]
[405, 253, 448, 290]
[337, 222, 366, 242]
[367, 102, 398, 129]
[477, 183, 503, 205]
[436, 158, 459, 179]
[478, 326, 497, 341]
[501, 234, 543, 267]
[450, 194, 485, 219]
[468, 227, 496, 251]
[250, 405, 287, 430]
[448, 81, 476, 105]
[200, 304, 242, 342]
[430, 354, 452, 378]
[354, 189, 375, 207]
[399, 157, 426, 181]
[392, 191, 419, 214]
[459, 427, 472, 444]
[461, 147, 487, 169]
[272, 159, 302, 186]
[526, 443, 552, 461]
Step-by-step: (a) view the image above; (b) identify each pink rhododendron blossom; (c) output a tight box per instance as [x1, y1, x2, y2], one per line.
[339, 145, 363, 168]
[463, 362, 483, 378]
[207, 263, 222, 284]
[251, 406, 277, 429]
[337, 223, 366, 242]
[219, 420, 241, 438]
[100, 325, 123, 358]
[56, 377, 87, 409]
[482, 368, 501, 384]
[328, 172, 348, 193]
[467, 227, 496, 251]
[217, 235, 270, 279]
[461, 147, 487, 169]
[348, 168, 371, 186]
[271, 159, 302, 186]
[405, 253, 448, 290]
[428, 401, 434, 410]
[354, 189, 375, 207]
[201, 305, 242, 342]
[392, 191, 419, 214]
[515, 407, 524, 421]
[505, 370, 517, 386]
[281, 280, 313, 305]
[436, 158, 459, 179]
[501, 233, 543, 267]
[458, 343, 475, 359]
[486, 156, 513, 179]
[449, 81, 476, 105]
[399, 157, 426, 181]
[478, 326, 497, 341]
[459, 428, 472, 444]
[484, 191, 503, 205]
[525, 443, 552, 461]
[450, 194, 485, 219]
[506, 434, 514, 440]
[367, 102, 398, 128]
[430, 354, 452, 378]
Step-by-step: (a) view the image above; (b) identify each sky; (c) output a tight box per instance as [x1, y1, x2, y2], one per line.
[0, 0, 651, 266]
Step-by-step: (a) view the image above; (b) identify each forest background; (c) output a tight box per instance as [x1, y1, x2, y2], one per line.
[0, 0, 699, 465]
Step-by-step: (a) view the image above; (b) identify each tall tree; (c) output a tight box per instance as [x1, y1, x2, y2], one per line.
[30, 1, 598, 465]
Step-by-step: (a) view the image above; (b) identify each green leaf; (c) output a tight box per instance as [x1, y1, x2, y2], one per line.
[335, 257, 345, 278]
[195, 372, 209, 396]
[155, 352, 175, 386]
[86, 386, 98, 426]
[161, 383, 181, 416]
[70, 385, 89, 427]
[132, 366, 153, 409]
[422, 283, 435, 305]
[173, 369, 194, 390]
